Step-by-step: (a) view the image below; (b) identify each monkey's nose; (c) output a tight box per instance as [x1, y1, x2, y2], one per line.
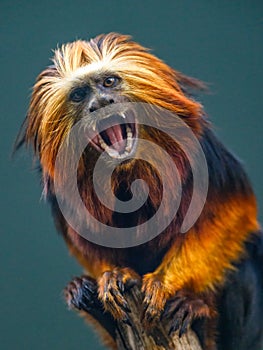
[89, 97, 115, 113]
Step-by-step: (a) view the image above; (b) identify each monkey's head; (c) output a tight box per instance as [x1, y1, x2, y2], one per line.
[18, 33, 205, 181]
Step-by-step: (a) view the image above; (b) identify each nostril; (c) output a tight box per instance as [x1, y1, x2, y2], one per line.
[89, 101, 98, 113]
[89, 98, 114, 113]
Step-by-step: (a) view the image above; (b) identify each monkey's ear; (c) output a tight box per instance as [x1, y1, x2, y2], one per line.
[14, 65, 59, 154]
[13, 114, 30, 153]
[176, 72, 208, 95]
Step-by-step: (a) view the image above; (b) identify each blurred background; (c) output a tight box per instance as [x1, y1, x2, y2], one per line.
[1, 1, 262, 349]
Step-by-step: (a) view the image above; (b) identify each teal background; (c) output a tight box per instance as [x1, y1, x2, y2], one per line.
[1, 1, 262, 349]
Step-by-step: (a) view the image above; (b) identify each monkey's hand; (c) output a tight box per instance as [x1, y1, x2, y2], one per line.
[142, 274, 212, 335]
[64, 275, 119, 342]
[163, 290, 212, 337]
[98, 267, 140, 323]
[64, 275, 101, 312]
[142, 273, 171, 325]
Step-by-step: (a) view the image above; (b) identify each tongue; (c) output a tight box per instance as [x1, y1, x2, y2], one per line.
[105, 125, 126, 153]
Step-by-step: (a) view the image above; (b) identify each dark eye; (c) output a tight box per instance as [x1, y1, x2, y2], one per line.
[103, 76, 119, 88]
[69, 86, 88, 102]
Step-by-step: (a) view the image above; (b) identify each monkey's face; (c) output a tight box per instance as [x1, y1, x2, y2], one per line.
[21, 33, 203, 179]
[68, 73, 138, 160]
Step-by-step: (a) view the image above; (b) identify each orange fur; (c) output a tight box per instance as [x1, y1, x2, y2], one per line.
[23, 33, 204, 179]
[143, 193, 259, 300]
[17, 33, 262, 349]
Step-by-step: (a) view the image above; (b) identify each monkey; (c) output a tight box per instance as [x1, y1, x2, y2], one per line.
[16, 33, 263, 349]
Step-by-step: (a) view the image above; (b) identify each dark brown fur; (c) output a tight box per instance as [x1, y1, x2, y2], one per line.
[16, 33, 263, 350]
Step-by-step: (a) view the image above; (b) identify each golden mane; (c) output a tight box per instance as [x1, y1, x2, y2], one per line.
[20, 33, 205, 179]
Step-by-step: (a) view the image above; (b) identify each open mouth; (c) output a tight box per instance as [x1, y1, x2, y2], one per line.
[90, 114, 138, 159]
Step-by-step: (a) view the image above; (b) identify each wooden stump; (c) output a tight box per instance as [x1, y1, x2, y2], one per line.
[115, 285, 202, 350]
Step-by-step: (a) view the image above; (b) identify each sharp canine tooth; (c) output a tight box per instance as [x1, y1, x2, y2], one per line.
[126, 125, 133, 152]
[121, 113, 126, 119]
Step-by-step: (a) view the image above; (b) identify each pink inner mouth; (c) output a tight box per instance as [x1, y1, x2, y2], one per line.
[90, 114, 137, 159]
[101, 124, 127, 153]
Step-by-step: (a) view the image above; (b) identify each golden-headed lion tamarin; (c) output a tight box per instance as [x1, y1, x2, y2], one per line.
[16, 33, 263, 350]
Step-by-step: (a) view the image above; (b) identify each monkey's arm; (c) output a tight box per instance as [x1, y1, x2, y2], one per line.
[66, 240, 140, 321]
[64, 275, 118, 350]
[50, 196, 140, 322]
[142, 196, 259, 323]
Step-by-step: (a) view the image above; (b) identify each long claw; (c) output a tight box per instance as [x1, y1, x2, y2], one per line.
[165, 290, 212, 337]
[98, 268, 140, 321]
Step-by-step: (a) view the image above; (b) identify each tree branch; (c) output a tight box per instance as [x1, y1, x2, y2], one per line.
[65, 276, 203, 350]
[115, 285, 203, 350]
